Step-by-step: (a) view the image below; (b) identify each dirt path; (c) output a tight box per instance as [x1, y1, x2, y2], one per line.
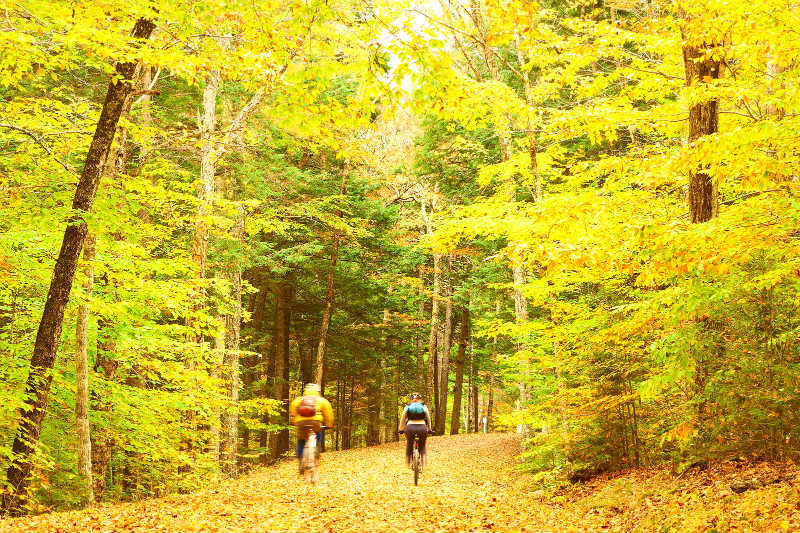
[4, 433, 799, 532]
[1, 433, 559, 532]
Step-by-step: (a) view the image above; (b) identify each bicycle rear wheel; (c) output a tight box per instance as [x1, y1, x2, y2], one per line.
[303, 439, 317, 484]
[412, 448, 420, 486]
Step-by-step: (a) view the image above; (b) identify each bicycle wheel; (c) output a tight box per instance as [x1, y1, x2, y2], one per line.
[303, 439, 316, 484]
[412, 448, 420, 486]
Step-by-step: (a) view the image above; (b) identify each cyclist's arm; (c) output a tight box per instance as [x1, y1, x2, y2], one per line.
[423, 405, 432, 428]
[398, 406, 408, 431]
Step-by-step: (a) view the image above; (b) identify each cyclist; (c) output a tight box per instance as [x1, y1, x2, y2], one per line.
[289, 383, 334, 475]
[398, 392, 431, 469]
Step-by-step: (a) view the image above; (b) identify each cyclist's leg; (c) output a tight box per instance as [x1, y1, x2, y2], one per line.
[296, 436, 305, 474]
[418, 425, 429, 466]
[403, 428, 413, 467]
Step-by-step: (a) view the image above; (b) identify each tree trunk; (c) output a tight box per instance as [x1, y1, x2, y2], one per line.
[210, 317, 225, 461]
[393, 350, 401, 442]
[427, 252, 441, 407]
[514, 33, 542, 202]
[437, 258, 454, 434]
[512, 264, 530, 435]
[682, 41, 721, 223]
[416, 265, 426, 394]
[450, 307, 469, 435]
[221, 205, 245, 476]
[271, 280, 292, 460]
[297, 329, 313, 385]
[91, 318, 119, 502]
[75, 233, 96, 506]
[1, 18, 155, 515]
[488, 306, 499, 434]
[313, 172, 347, 385]
[466, 341, 474, 432]
[554, 340, 570, 459]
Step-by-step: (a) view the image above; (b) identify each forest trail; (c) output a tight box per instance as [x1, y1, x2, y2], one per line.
[3, 432, 799, 533]
[0, 433, 547, 532]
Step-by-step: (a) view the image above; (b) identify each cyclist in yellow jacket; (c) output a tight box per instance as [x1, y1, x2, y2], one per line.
[289, 383, 334, 474]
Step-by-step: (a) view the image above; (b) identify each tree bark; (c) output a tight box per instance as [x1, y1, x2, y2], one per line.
[313, 172, 347, 385]
[416, 265, 426, 394]
[436, 256, 454, 434]
[514, 33, 542, 202]
[271, 279, 292, 460]
[210, 316, 225, 461]
[75, 233, 96, 506]
[221, 205, 245, 476]
[682, 41, 721, 223]
[1, 18, 155, 515]
[512, 264, 530, 435]
[450, 307, 469, 435]
[427, 252, 441, 407]
[91, 317, 119, 501]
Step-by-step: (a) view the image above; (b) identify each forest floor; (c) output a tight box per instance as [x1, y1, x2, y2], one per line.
[1, 433, 799, 532]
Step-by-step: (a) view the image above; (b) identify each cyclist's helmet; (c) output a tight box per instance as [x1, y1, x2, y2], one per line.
[409, 392, 422, 401]
[304, 382, 321, 394]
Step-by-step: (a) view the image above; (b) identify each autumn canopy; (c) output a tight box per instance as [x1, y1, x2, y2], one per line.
[1, 0, 799, 529]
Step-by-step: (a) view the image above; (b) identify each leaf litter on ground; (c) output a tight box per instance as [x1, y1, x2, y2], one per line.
[1, 433, 798, 532]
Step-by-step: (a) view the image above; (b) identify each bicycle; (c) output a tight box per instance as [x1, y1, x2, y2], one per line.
[399, 429, 433, 485]
[300, 424, 328, 485]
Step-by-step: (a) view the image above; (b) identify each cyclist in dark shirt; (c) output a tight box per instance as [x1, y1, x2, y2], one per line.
[398, 393, 432, 468]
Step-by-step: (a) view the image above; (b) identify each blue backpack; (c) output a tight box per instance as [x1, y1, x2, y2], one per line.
[407, 402, 425, 418]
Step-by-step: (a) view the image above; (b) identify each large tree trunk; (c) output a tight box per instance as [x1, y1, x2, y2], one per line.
[450, 306, 469, 435]
[682, 41, 721, 223]
[221, 205, 245, 476]
[271, 280, 292, 460]
[436, 256, 454, 434]
[313, 172, 347, 385]
[75, 233, 96, 506]
[1, 18, 155, 515]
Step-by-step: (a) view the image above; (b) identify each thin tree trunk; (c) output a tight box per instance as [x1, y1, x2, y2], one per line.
[75, 233, 96, 506]
[91, 318, 119, 501]
[682, 40, 721, 222]
[513, 33, 542, 202]
[466, 341, 475, 432]
[450, 307, 469, 435]
[221, 205, 245, 476]
[512, 264, 530, 435]
[271, 279, 292, 460]
[427, 253, 441, 407]
[313, 172, 347, 385]
[210, 317, 225, 461]
[393, 350, 400, 442]
[553, 340, 570, 459]
[488, 305, 499, 434]
[416, 265, 426, 394]
[471, 370, 479, 433]
[1, 18, 155, 514]
[436, 255, 454, 434]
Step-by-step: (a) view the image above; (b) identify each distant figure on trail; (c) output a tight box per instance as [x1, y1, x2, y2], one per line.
[398, 392, 432, 468]
[289, 383, 334, 475]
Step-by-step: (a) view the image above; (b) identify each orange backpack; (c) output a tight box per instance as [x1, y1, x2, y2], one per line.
[297, 396, 318, 417]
